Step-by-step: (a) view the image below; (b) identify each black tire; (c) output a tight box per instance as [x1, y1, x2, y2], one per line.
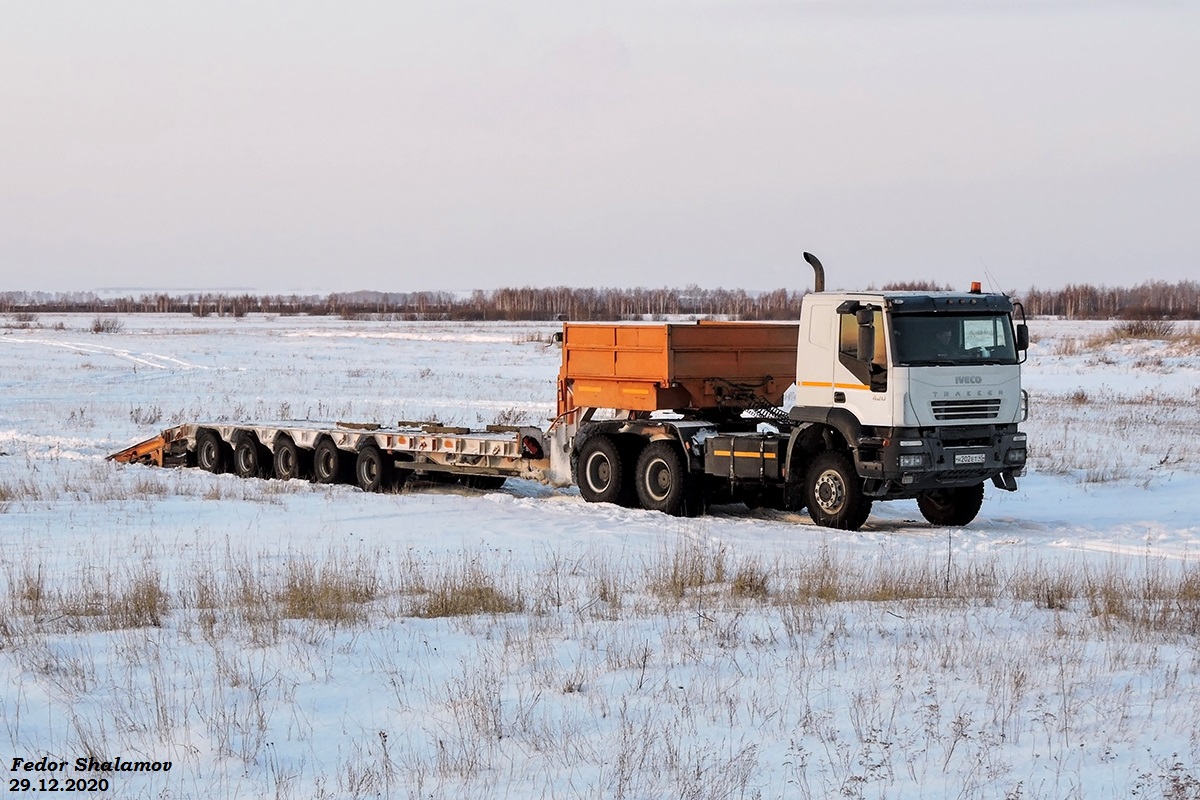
[232, 434, 268, 479]
[917, 483, 985, 527]
[634, 440, 692, 516]
[312, 438, 344, 484]
[805, 451, 872, 530]
[355, 444, 394, 492]
[460, 475, 507, 491]
[272, 436, 305, 481]
[196, 430, 227, 474]
[577, 435, 625, 504]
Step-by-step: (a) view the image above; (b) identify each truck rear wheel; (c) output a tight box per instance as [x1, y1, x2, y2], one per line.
[578, 435, 626, 505]
[805, 451, 872, 530]
[196, 430, 227, 474]
[313, 438, 344, 484]
[355, 444, 393, 492]
[635, 441, 692, 516]
[917, 484, 985, 527]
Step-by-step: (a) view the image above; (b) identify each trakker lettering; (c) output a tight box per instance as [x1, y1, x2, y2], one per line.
[934, 389, 1003, 398]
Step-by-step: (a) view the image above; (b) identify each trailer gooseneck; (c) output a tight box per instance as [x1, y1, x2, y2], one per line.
[110, 255, 1029, 531]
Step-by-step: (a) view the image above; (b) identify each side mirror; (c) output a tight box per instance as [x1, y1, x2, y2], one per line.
[1015, 324, 1029, 351]
[857, 320, 874, 364]
[855, 308, 875, 363]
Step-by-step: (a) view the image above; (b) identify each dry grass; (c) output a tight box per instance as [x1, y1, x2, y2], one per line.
[413, 559, 523, 618]
[90, 315, 124, 334]
[1112, 319, 1177, 339]
[9, 566, 172, 631]
[1052, 321, 1200, 356]
[730, 558, 770, 600]
[3, 540, 1200, 798]
[647, 541, 728, 599]
[280, 559, 379, 622]
[0, 460, 308, 509]
[1030, 382, 1200, 483]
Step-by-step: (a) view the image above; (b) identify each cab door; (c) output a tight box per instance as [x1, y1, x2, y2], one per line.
[833, 307, 890, 426]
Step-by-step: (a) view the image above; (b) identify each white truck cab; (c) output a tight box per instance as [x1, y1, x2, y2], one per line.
[786, 272, 1029, 529]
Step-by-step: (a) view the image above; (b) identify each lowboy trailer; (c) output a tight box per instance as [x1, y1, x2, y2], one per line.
[110, 255, 1029, 530]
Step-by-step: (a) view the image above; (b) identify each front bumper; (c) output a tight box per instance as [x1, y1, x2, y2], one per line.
[854, 426, 1026, 498]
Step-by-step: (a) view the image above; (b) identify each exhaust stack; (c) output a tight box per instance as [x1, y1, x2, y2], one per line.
[803, 252, 825, 293]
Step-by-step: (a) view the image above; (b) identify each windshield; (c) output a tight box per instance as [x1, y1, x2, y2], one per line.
[890, 313, 1018, 366]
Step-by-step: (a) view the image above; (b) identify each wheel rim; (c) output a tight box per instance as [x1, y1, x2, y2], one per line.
[199, 440, 217, 469]
[237, 447, 254, 473]
[277, 448, 295, 476]
[643, 457, 672, 502]
[584, 451, 611, 493]
[317, 448, 335, 478]
[361, 458, 378, 484]
[813, 469, 846, 514]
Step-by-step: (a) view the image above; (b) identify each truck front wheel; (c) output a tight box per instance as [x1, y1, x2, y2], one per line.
[917, 484, 984, 527]
[805, 451, 872, 530]
[635, 441, 692, 516]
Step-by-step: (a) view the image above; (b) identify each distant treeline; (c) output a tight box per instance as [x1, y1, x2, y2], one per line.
[2, 280, 1199, 320]
[0, 286, 806, 321]
[1021, 281, 1200, 319]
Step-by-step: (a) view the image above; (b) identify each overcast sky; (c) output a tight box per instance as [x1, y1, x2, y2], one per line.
[2, 1, 1197, 294]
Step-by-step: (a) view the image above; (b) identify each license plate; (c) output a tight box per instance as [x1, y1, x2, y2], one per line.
[955, 453, 986, 465]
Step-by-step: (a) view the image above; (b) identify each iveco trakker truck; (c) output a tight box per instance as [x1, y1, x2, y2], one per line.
[111, 254, 1029, 531]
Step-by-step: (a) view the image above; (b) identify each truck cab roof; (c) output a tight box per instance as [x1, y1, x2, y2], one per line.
[810, 290, 1015, 314]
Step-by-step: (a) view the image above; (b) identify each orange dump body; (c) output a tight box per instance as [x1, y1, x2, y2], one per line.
[557, 321, 799, 416]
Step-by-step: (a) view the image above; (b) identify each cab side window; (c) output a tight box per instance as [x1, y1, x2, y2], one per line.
[837, 309, 887, 391]
[839, 310, 886, 366]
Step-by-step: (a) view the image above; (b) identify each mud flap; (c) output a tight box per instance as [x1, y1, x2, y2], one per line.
[991, 470, 1019, 492]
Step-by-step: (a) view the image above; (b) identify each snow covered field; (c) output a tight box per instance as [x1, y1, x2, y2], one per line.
[1, 314, 1198, 799]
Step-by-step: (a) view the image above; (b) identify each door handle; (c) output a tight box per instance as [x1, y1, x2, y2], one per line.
[834, 391, 846, 403]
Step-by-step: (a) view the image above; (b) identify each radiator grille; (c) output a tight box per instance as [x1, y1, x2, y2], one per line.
[931, 398, 1001, 421]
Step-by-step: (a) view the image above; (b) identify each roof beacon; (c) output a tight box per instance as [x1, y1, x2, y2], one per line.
[969, 281, 982, 294]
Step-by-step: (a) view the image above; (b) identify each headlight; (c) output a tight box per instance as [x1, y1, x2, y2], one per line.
[1005, 448, 1027, 464]
[899, 453, 929, 469]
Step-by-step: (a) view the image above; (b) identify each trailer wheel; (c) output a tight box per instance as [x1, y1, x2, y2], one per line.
[355, 444, 393, 493]
[578, 435, 625, 505]
[196, 430, 227, 474]
[917, 483, 985, 527]
[805, 451, 872, 530]
[232, 434, 269, 479]
[312, 438, 343, 484]
[272, 436, 306, 481]
[635, 441, 691, 516]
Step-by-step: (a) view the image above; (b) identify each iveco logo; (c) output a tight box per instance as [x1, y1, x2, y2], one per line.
[955, 376, 983, 385]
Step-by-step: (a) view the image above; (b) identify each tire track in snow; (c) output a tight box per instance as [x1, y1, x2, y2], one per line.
[0, 337, 210, 370]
